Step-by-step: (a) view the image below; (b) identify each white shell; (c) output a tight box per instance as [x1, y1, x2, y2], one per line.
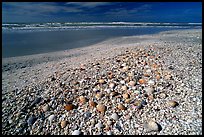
[109, 83, 115, 88]
[42, 105, 49, 112]
[107, 120, 112, 126]
[146, 69, 151, 73]
[148, 80, 155, 85]
[72, 130, 81, 135]
[121, 63, 126, 67]
[95, 122, 104, 129]
[144, 87, 154, 94]
[111, 113, 119, 121]
[144, 120, 159, 131]
[107, 131, 113, 135]
[120, 80, 126, 84]
[48, 114, 55, 122]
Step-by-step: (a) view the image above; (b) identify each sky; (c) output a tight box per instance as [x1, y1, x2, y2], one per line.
[2, 2, 202, 23]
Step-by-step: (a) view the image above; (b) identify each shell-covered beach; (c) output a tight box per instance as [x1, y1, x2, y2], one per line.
[2, 29, 202, 135]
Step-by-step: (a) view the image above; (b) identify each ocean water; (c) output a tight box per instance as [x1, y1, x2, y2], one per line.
[2, 22, 201, 58]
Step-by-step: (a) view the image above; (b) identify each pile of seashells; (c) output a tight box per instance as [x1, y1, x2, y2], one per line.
[3, 31, 202, 135]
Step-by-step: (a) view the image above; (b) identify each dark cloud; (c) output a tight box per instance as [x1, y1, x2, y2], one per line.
[2, 2, 202, 23]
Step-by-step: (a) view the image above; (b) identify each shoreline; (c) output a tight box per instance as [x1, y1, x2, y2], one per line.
[2, 29, 202, 135]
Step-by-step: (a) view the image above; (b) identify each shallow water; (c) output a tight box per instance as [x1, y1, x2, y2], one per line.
[2, 26, 199, 58]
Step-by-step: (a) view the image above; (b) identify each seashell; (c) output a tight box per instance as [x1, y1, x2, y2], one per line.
[120, 80, 126, 84]
[144, 87, 154, 95]
[93, 88, 99, 92]
[121, 85, 128, 91]
[95, 122, 104, 129]
[141, 61, 147, 66]
[64, 104, 74, 111]
[134, 100, 143, 109]
[156, 75, 161, 80]
[148, 94, 155, 101]
[165, 74, 172, 80]
[134, 90, 140, 95]
[128, 72, 134, 77]
[48, 114, 55, 122]
[128, 81, 136, 86]
[90, 119, 96, 125]
[125, 77, 130, 83]
[108, 74, 113, 79]
[144, 73, 150, 77]
[159, 93, 166, 99]
[148, 80, 155, 85]
[122, 66, 129, 71]
[110, 91, 118, 97]
[109, 82, 115, 89]
[27, 116, 37, 126]
[125, 98, 131, 103]
[138, 79, 146, 84]
[106, 89, 111, 94]
[80, 64, 86, 70]
[111, 113, 119, 121]
[146, 69, 151, 74]
[121, 63, 126, 67]
[79, 96, 87, 104]
[107, 120, 113, 126]
[96, 104, 106, 113]
[95, 93, 103, 99]
[42, 104, 49, 112]
[72, 80, 79, 85]
[116, 59, 121, 62]
[106, 131, 113, 135]
[144, 120, 160, 132]
[151, 64, 158, 68]
[107, 72, 113, 79]
[63, 89, 70, 92]
[99, 79, 105, 84]
[89, 101, 97, 107]
[72, 130, 81, 135]
[150, 55, 154, 59]
[104, 124, 111, 131]
[141, 100, 147, 106]
[84, 111, 92, 119]
[155, 71, 160, 75]
[61, 121, 67, 128]
[118, 104, 126, 110]
[122, 93, 130, 99]
[32, 97, 42, 105]
[167, 100, 178, 107]
[144, 53, 149, 57]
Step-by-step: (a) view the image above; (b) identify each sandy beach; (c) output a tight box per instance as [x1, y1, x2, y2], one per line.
[2, 29, 202, 135]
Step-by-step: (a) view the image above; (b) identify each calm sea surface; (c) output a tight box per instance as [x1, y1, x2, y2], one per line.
[2, 26, 200, 58]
